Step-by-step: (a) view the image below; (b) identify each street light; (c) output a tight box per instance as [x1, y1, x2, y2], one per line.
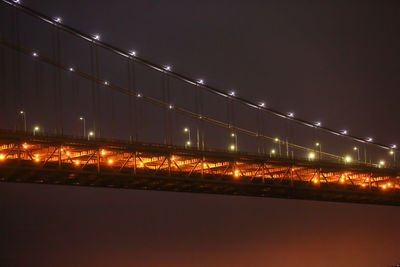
[308, 152, 315, 160]
[389, 150, 396, 167]
[33, 126, 39, 136]
[19, 110, 26, 132]
[88, 131, 94, 140]
[315, 142, 322, 160]
[79, 117, 86, 137]
[274, 138, 282, 156]
[231, 133, 238, 152]
[344, 155, 352, 163]
[183, 127, 191, 148]
[353, 146, 360, 161]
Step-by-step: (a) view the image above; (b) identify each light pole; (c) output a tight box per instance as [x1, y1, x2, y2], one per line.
[389, 150, 396, 167]
[33, 126, 39, 136]
[274, 138, 282, 156]
[231, 132, 238, 152]
[19, 110, 26, 133]
[183, 127, 191, 148]
[79, 117, 86, 137]
[353, 146, 360, 162]
[315, 142, 322, 160]
[196, 127, 200, 150]
[88, 131, 94, 140]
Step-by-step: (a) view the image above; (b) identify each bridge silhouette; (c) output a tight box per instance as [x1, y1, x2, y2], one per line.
[0, 0, 399, 205]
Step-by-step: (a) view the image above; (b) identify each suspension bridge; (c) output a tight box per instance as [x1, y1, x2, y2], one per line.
[0, 0, 399, 205]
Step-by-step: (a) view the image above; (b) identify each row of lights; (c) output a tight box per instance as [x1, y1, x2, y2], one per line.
[0, 150, 393, 189]
[20, 104, 397, 167]
[0, 143, 116, 165]
[183, 126, 395, 165]
[16, 0, 398, 153]
[0, 140, 396, 188]
[30, 39, 397, 151]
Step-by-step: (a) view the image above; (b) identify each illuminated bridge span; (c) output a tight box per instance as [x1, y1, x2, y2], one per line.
[1, 131, 399, 205]
[0, 0, 399, 205]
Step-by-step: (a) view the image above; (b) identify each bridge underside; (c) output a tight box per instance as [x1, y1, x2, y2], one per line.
[0, 131, 399, 206]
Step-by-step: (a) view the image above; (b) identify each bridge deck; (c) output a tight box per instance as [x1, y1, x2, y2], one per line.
[0, 131, 399, 206]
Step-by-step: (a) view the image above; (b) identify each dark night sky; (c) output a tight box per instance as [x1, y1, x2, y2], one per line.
[1, 0, 400, 266]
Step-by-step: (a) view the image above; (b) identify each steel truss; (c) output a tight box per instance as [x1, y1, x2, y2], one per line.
[0, 131, 399, 206]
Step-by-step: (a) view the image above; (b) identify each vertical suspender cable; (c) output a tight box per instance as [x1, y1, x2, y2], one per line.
[127, 59, 133, 142]
[56, 26, 62, 135]
[12, 8, 21, 131]
[71, 67, 79, 135]
[33, 59, 41, 125]
[226, 96, 230, 149]
[162, 72, 171, 144]
[199, 87, 204, 150]
[195, 85, 205, 150]
[90, 41, 101, 137]
[195, 85, 200, 149]
[167, 74, 172, 144]
[132, 58, 138, 142]
[0, 35, 5, 128]
[111, 82, 115, 139]
[162, 73, 167, 144]
[285, 120, 289, 158]
[52, 25, 62, 134]
[127, 57, 138, 142]
[52, 28, 57, 134]
[0, 6, 4, 128]
[90, 43, 94, 137]
[257, 108, 263, 154]
[95, 45, 100, 137]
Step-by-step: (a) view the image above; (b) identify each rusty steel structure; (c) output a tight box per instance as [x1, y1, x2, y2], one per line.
[0, 131, 399, 205]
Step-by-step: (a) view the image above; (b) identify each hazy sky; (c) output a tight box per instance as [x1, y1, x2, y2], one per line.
[1, 0, 400, 266]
